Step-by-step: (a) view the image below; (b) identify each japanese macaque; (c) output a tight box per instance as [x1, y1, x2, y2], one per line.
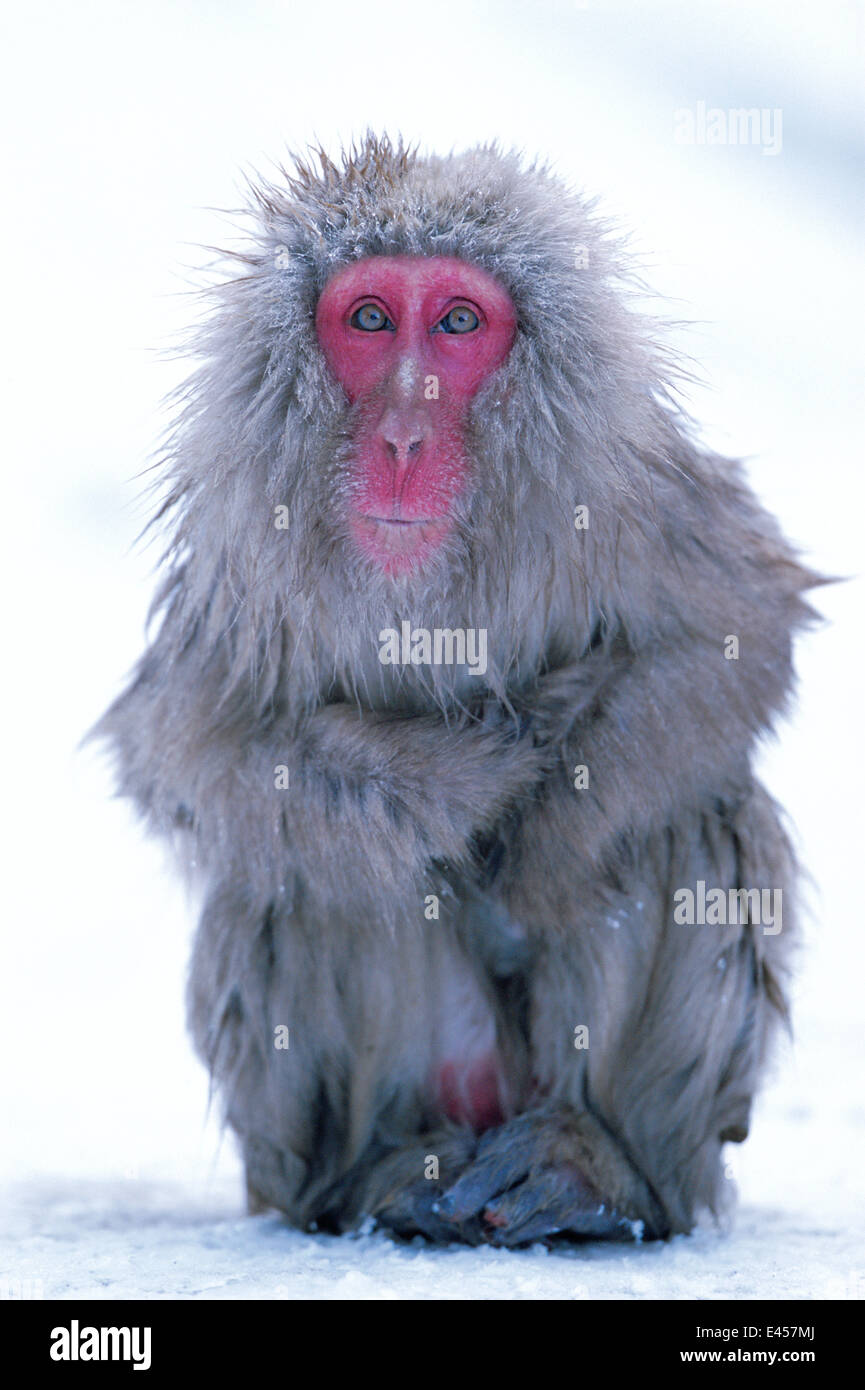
[95, 134, 818, 1245]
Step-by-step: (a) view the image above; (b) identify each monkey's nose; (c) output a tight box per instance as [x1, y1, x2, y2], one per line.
[385, 436, 424, 461]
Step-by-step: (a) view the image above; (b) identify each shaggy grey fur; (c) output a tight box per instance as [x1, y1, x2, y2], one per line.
[94, 134, 819, 1243]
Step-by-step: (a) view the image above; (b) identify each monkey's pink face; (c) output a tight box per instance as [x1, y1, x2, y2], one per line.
[315, 255, 517, 575]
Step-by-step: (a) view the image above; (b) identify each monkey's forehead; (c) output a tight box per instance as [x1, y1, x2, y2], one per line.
[258, 133, 619, 314]
[316, 253, 518, 310]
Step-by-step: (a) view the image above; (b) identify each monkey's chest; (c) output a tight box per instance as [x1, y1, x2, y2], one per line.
[429, 959, 506, 1132]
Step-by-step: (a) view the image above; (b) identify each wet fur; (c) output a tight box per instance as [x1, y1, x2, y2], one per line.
[94, 134, 819, 1242]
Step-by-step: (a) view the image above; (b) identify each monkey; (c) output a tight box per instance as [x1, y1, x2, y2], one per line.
[93, 133, 819, 1246]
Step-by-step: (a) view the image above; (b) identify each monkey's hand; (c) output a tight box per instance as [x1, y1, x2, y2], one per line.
[510, 642, 632, 754]
[434, 1108, 666, 1246]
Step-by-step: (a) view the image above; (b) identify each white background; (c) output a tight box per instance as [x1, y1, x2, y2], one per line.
[1, 0, 863, 1298]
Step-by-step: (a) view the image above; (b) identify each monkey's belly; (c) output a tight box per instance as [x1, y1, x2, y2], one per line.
[431, 957, 506, 1132]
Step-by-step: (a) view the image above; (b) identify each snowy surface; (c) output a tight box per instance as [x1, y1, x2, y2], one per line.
[4, 1058, 865, 1301]
[1, 0, 863, 1300]
[4, 1181, 863, 1302]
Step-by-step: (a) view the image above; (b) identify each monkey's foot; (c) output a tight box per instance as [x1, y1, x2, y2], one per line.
[434, 1111, 641, 1246]
[375, 1174, 486, 1246]
[320, 1129, 486, 1244]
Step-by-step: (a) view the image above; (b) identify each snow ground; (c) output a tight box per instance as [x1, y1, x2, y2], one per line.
[1, 0, 863, 1300]
[4, 1182, 863, 1302]
[4, 1076, 865, 1301]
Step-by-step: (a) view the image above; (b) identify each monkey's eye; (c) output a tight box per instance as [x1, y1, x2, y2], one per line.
[437, 305, 480, 334]
[350, 303, 394, 332]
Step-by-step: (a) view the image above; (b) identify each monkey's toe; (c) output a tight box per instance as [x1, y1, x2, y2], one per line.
[483, 1169, 635, 1246]
[376, 1180, 485, 1245]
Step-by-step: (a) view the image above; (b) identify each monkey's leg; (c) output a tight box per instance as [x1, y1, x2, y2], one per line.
[439, 782, 794, 1245]
[190, 885, 496, 1237]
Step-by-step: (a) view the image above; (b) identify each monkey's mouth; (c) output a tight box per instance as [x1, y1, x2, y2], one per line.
[352, 514, 453, 572]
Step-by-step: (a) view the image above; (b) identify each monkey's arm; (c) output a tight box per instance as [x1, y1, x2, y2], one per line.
[523, 636, 766, 869]
[519, 478, 816, 872]
[97, 662, 548, 910]
[231, 701, 547, 906]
